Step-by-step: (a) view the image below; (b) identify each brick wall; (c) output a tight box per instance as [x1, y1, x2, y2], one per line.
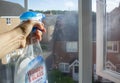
[52, 41, 78, 68]
[0, 17, 20, 33]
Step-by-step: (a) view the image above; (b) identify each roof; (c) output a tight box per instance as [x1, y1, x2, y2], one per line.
[0, 0, 25, 16]
[69, 59, 79, 67]
[52, 12, 78, 41]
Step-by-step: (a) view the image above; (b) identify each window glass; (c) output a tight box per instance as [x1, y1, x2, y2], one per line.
[74, 66, 78, 73]
[107, 41, 119, 53]
[106, 0, 120, 74]
[6, 18, 11, 24]
[64, 63, 69, 72]
[0, 0, 78, 83]
[59, 63, 69, 73]
[66, 41, 77, 52]
[59, 63, 65, 72]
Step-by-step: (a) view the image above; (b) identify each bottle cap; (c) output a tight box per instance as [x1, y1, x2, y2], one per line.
[20, 11, 45, 22]
[20, 11, 45, 32]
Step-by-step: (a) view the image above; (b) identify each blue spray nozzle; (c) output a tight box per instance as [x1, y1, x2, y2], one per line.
[20, 11, 45, 22]
[20, 11, 45, 32]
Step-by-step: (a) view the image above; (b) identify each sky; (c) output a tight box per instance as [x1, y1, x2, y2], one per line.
[106, 0, 120, 12]
[92, 0, 120, 12]
[4, 0, 78, 11]
[4, 0, 120, 12]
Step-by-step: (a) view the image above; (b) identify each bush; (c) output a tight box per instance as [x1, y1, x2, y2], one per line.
[48, 69, 74, 83]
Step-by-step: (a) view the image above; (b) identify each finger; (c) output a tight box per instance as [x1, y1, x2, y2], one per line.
[23, 20, 46, 33]
[36, 29, 42, 41]
[33, 21, 46, 32]
[39, 23, 46, 32]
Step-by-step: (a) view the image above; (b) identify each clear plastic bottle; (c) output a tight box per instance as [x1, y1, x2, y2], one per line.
[14, 11, 48, 83]
[14, 38, 48, 83]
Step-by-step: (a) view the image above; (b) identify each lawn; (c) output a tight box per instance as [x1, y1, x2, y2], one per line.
[48, 69, 74, 83]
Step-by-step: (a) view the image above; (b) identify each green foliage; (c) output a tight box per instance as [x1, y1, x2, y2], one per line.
[29, 9, 75, 15]
[48, 69, 74, 83]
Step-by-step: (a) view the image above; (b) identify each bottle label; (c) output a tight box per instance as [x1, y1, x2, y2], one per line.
[25, 56, 48, 83]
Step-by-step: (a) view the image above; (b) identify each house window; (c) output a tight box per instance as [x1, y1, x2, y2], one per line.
[6, 18, 11, 24]
[66, 41, 77, 52]
[59, 63, 70, 73]
[74, 66, 79, 73]
[107, 41, 119, 53]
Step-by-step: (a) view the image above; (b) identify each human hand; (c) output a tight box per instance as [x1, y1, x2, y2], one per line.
[16, 20, 46, 47]
[0, 20, 46, 60]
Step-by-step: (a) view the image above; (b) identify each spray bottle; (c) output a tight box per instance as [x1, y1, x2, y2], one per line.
[14, 11, 48, 83]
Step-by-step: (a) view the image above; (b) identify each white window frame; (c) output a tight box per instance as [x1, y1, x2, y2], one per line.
[96, 0, 120, 82]
[66, 41, 78, 52]
[107, 41, 119, 53]
[59, 63, 70, 73]
[78, 0, 92, 83]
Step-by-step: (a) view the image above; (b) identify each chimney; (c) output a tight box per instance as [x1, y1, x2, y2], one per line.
[24, 0, 28, 11]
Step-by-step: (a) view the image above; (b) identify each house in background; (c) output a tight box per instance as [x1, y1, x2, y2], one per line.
[0, 0, 25, 33]
[106, 4, 120, 73]
[42, 14, 57, 43]
[93, 4, 120, 83]
[0, 1, 25, 83]
[51, 12, 79, 81]
[50, 11, 97, 82]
